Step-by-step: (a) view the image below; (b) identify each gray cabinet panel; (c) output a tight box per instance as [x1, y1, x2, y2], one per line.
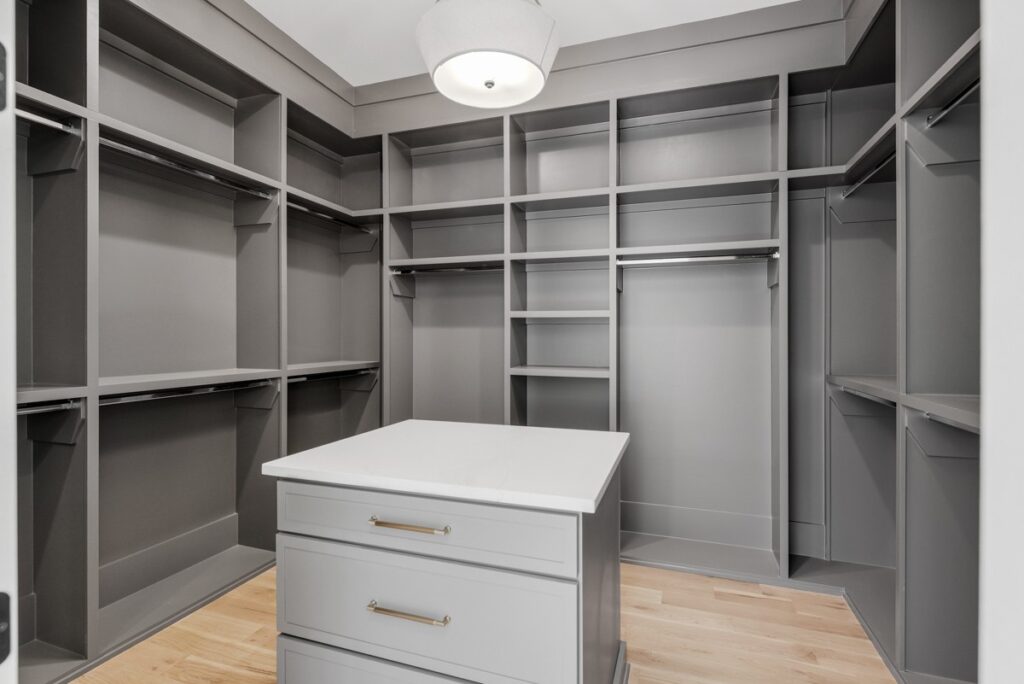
[277, 482, 579, 578]
[277, 534, 578, 684]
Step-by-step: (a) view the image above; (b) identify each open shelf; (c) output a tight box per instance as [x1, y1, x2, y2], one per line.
[903, 394, 980, 433]
[16, 403, 88, 684]
[389, 202, 503, 262]
[616, 239, 780, 260]
[509, 249, 610, 263]
[288, 203, 380, 369]
[509, 258, 609, 314]
[389, 118, 503, 207]
[899, 0, 980, 107]
[789, 556, 896, 662]
[98, 0, 282, 179]
[509, 310, 609, 319]
[389, 255, 505, 271]
[98, 140, 280, 382]
[287, 101, 381, 210]
[621, 533, 781, 579]
[902, 30, 980, 119]
[510, 365, 610, 379]
[99, 368, 281, 396]
[96, 544, 274, 654]
[510, 376, 609, 432]
[15, 108, 88, 396]
[826, 375, 898, 405]
[510, 101, 610, 196]
[617, 77, 779, 186]
[15, 0, 88, 105]
[288, 187, 383, 224]
[511, 192, 609, 254]
[17, 385, 89, 406]
[287, 360, 380, 378]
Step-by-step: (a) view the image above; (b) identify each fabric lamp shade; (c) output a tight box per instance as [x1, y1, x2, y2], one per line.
[416, 0, 559, 109]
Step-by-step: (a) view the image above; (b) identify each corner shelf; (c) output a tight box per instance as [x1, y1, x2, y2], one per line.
[509, 365, 610, 379]
[388, 197, 505, 216]
[287, 187, 383, 224]
[287, 360, 380, 378]
[902, 393, 980, 433]
[827, 375, 899, 405]
[901, 30, 980, 119]
[98, 368, 281, 396]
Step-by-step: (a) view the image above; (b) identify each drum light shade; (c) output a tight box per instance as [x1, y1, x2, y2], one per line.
[416, 0, 559, 109]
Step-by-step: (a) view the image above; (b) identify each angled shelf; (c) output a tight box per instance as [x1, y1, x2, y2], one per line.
[902, 393, 980, 433]
[98, 368, 281, 396]
[509, 310, 610, 319]
[842, 115, 897, 190]
[901, 30, 980, 119]
[510, 365, 611, 379]
[287, 360, 380, 378]
[287, 187, 383, 225]
[827, 375, 899, 405]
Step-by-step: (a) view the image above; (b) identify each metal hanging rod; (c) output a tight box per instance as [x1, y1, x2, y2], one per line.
[99, 137, 274, 200]
[390, 265, 504, 276]
[17, 400, 83, 416]
[15, 109, 79, 134]
[926, 78, 980, 129]
[99, 379, 275, 407]
[616, 252, 779, 269]
[287, 201, 371, 234]
[288, 368, 378, 384]
[842, 151, 896, 200]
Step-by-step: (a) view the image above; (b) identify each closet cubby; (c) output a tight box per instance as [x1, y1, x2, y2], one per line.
[287, 102, 382, 210]
[98, 141, 281, 392]
[16, 403, 88, 684]
[388, 118, 504, 208]
[510, 377, 609, 431]
[389, 203, 504, 264]
[904, 410, 979, 683]
[287, 201, 380, 373]
[899, 0, 980, 108]
[618, 255, 782, 578]
[510, 315, 610, 378]
[15, 0, 88, 105]
[616, 180, 779, 252]
[287, 371, 381, 455]
[509, 258, 610, 314]
[387, 270, 505, 425]
[617, 76, 779, 187]
[96, 383, 279, 654]
[510, 194, 610, 254]
[826, 180, 897, 402]
[509, 101, 610, 196]
[15, 110, 88, 403]
[904, 96, 980, 429]
[98, 0, 282, 180]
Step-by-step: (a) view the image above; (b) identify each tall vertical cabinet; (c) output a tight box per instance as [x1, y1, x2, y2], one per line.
[11, 1, 982, 683]
[12, 1, 382, 682]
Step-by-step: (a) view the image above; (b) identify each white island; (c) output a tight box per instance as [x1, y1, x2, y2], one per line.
[263, 419, 630, 684]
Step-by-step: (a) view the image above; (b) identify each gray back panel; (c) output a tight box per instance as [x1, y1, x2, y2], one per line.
[516, 377, 610, 431]
[618, 193, 774, 248]
[287, 378, 381, 456]
[828, 182, 896, 377]
[99, 162, 238, 376]
[522, 130, 609, 195]
[98, 394, 237, 596]
[519, 263, 609, 311]
[411, 273, 504, 425]
[620, 262, 773, 550]
[788, 98, 826, 169]
[619, 107, 773, 185]
[408, 145, 503, 205]
[287, 217, 345, 364]
[830, 83, 895, 163]
[512, 206, 609, 253]
[827, 391, 896, 568]
[521, 321, 609, 368]
[904, 414, 979, 682]
[788, 197, 826, 534]
[899, 0, 979, 103]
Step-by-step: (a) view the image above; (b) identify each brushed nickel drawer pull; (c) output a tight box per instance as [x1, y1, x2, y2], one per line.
[367, 600, 451, 627]
[368, 515, 451, 536]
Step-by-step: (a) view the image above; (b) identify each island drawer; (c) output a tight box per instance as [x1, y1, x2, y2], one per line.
[277, 481, 579, 578]
[279, 636, 465, 683]
[277, 533, 579, 684]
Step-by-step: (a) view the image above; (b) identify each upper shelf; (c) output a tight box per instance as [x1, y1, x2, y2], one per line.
[98, 368, 281, 397]
[903, 393, 980, 434]
[901, 30, 981, 119]
[828, 375, 899, 405]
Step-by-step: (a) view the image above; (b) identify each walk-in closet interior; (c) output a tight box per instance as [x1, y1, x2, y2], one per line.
[9, 0, 984, 682]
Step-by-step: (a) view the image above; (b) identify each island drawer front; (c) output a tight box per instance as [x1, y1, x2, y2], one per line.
[277, 534, 579, 684]
[277, 481, 579, 578]
[279, 636, 465, 683]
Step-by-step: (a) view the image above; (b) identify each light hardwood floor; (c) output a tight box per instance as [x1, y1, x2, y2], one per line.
[75, 564, 895, 683]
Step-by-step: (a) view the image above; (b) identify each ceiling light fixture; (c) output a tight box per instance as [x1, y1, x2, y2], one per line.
[416, 0, 560, 109]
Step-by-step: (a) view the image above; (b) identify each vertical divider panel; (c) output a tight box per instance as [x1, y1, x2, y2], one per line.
[86, 0, 101, 111]
[608, 99, 619, 432]
[84, 116, 101, 661]
[503, 116, 513, 425]
[775, 74, 789, 578]
[895, 110, 909, 674]
[277, 98, 290, 466]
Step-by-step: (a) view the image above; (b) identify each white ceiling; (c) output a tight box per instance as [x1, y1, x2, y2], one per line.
[243, 0, 801, 87]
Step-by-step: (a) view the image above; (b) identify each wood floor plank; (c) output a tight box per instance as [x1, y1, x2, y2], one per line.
[76, 563, 896, 683]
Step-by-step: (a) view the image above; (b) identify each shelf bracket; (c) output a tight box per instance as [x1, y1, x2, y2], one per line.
[907, 411, 979, 457]
[235, 379, 281, 410]
[841, 152, 896, 200]
[926, 78, 980, 129]
[24, 401, 86, 445]
[390, 274, 416, 299]
[339, 230, 379, 255]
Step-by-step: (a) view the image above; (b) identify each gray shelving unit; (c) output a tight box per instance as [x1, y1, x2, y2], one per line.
[12, 1, 983, 682]
[11, 1, 383, 682]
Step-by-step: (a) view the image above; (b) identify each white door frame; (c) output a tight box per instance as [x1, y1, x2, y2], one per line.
[0, 0, 19, 680]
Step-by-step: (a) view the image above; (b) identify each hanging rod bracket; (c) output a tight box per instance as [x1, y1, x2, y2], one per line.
[287, 201, 373, 234]
[841, 151, 896, 199]
[926, 78, 980, 129]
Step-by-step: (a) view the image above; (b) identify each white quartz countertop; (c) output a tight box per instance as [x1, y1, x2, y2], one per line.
[262, 420, 630, 513]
